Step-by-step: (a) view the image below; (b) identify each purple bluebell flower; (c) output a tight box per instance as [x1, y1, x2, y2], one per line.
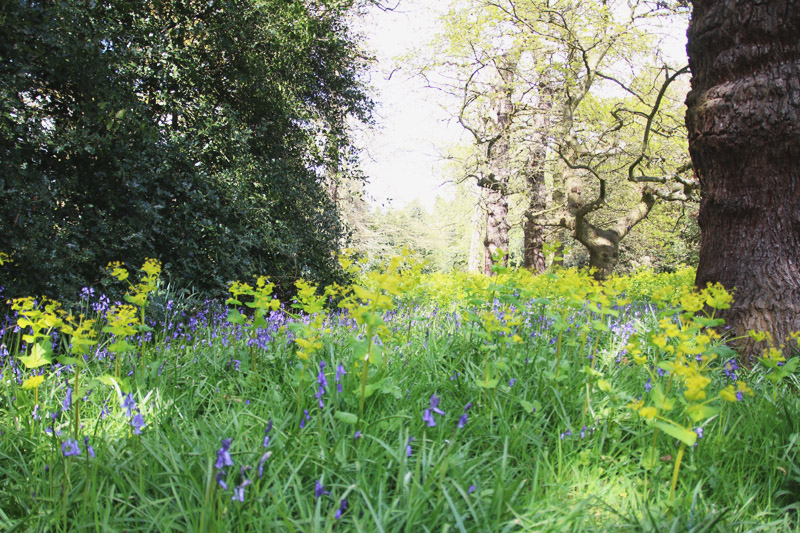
[258, 451, 271, 478]
[32, 404, 40, 421]
[314, 479, 329, 499]
[300, 409, 310, 429]
[62, 438, 81, 457]
[62, 387, 72, 412]
[695, 427, 703, 439]
[232, 478, 251, 502]
[644, 377, 652, 392]
[84, 436, 95, 459]
[335, 498, 348, 519]
[216, 471, 228, 490]
[354, 430, 362, 440]
[318, 361, 328, 388]
[406, 437, 415, 457]
[508, 378, 517, 388]
[131, 412, 145, 434]
[560, 429, 572, 439]
[468, 485, 476, 494]
[423, 394, 445, 426]
[122, 392, 136, 417]
[215, 438, 233, 469]
[100, 401, 110, 420]
[457, 402, 473, 429]
[422, 409, 436, 427]
[335, 364, 346, 393]
[724, 359, 738, 380]
[429, 394, 444, 416]
[263, 421, 273, 447]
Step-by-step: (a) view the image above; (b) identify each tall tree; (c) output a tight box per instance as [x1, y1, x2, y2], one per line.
[686, 0, 800, 356]
[0, 0, 371, 300]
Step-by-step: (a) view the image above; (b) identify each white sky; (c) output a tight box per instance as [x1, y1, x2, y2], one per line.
[354, 0, 690, 213]
[355, 0, 464, 212]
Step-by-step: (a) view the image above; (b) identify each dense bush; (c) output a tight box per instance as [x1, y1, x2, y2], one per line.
[0, 0, 370, 301]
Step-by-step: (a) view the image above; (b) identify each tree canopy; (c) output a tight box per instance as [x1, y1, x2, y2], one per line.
[0, 0, 372, 300]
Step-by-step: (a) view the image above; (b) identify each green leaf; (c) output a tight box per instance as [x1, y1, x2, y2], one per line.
[334, 411, 359, 425]
[18, 343, 52, 369]
[686, 403, 719, 423]
[110, 340, 134, 353]
[351, 338, 369, 362]
[362, 379, 384, 399]
[369, 344, 384, 366]
[655, 421, 697, 447]
[476, 378, 499, 389]
[226, 309, 246, 325]
[651, 384, 676, 411]
[379, 378, 401, 399]
[57, 356, 86, 368]
[692, 316, 726, 328]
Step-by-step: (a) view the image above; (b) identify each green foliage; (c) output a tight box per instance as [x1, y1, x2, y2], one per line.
[1, 256, 799, 530]
[0, 0, 371, 301]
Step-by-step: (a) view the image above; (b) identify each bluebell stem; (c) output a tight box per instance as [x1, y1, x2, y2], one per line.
[263, 420, 273, 447]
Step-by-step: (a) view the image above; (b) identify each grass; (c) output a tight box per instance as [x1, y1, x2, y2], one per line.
[1, 265, 800, 531]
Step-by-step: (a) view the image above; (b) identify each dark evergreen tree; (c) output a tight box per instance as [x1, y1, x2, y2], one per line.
[0, 0, 371, 300]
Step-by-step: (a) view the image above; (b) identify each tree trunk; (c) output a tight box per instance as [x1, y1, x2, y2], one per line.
[481, 56, 515, 275]
[483, 186, 510, 275]
[686, 0, 800, 359]
[523, 165, 547, 273]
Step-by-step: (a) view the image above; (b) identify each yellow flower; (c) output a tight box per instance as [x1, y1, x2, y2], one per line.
[22, 375, 45, 389]
[638, 406, 657, 419]
[719, 385, 738, 402]
[736, 381, 754, 397]
[704, 282, 732, 310]
[684, 374, 711, 402]
[651, 334, 667, 349]
[107, 261, 129, 281]
[680, 293, 704, 314]
[628, 399, 644, 412]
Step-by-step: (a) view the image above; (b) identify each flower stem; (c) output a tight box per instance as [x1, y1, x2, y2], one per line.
[669, 441, 687, 503]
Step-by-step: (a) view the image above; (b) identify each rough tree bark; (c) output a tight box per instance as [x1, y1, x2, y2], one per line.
[479, 56, 515, 275]
[483, 184, 510, 274]
[522, 166, 547, 273]
[686, 0, 800, 359]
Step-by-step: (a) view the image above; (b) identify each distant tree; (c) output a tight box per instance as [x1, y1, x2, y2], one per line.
[412, 0, 697, 279]
[686, 0, 800, 357]
[0, 0, 371, 300]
